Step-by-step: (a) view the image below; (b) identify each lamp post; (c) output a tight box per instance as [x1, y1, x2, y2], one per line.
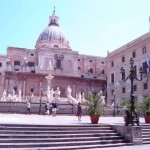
[39, 88, 43, 115]
[120, 58, 144, 126]
[113, 92, 116, 117]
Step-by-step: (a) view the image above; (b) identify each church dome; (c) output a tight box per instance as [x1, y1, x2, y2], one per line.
[35, 8, 71, 49]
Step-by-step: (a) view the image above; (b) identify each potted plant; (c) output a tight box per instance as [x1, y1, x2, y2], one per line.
[83, 92, 104, 124]
[138, 97, 150, 123]
[120, 98, 139, 125]
[120, 98, 131, 125]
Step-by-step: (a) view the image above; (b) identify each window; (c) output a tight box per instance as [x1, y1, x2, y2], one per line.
[41, 31, 49, 40]
[111, 90, 114, 95]
[122, 87, 126, 93]
[28, 62, 35, 67]
[0, 62, 2, 67]
[111, 73, 114, 83]
[142, 61, 148, 74]
[14, 87, 17, 92]
[102, 69, 105, 74]
[142, 47, 146, 54]
[56, 59, 61, 69]
[134, 85, 137, 91]
[143, 83, 148, 90]
[89, 68, 93, 73]
[78, 66, 81, 70]
[31, 88, 34, 93]
[121, 69, 126, 80]
[111, 61, 114, 67]
[132, 51, 136, 58]
[14, 61, 20, 66]
[122, 56, 125, 62]
[54, 45, 59, 48]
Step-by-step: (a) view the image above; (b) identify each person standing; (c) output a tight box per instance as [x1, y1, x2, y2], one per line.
[76, 102, 82, 121]
[26, 100, 31, 115]
[51, 102, 57, 117]
[45, 101, 50, 115]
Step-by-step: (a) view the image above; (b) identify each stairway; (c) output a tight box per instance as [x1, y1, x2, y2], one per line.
[141, 124, 150, 144]
[0, 124, 131, 150]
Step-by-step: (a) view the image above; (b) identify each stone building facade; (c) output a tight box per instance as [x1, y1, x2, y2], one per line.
[0, 9, 107, 102]
[107, 32, 150, 105]
[0, 9, 150, 105]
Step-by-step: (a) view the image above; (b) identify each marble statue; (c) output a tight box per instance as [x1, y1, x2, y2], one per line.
[47, 86, 51, 101]
[81, 92, 85, 101]
[47, 60, 53, 73]
[55, 87, 61, 100]
[98, 90, 105, 105]
[67, 85, 72, 97]
[50, 88, 55, 101]
[47, 86, 55, 102]
[1, 89, 7, 101]
[17, 89, 22, 101]
[78, 92, 82, 102]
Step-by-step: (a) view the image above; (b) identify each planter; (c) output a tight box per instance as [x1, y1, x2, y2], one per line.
[144, 116, 150, 123]
[124, 116, 130, 126]
[90, 115, 100, 124]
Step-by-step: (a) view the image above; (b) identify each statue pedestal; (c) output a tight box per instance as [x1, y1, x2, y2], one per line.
[111, 125, 143, 145]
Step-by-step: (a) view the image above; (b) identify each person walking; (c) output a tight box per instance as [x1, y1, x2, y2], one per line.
[76, 102, 82, 121]
[26, 100, 31, 115]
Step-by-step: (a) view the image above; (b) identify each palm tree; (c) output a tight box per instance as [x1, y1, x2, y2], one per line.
[138, 97, 150, 116]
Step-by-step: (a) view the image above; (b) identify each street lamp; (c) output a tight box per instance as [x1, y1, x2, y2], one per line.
[113, 92, 116, 117]
[120, 58, 144, 126]
[39, 88, 43, 115]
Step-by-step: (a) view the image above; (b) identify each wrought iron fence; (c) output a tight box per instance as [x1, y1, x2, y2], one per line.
[0, 102, 75, 114]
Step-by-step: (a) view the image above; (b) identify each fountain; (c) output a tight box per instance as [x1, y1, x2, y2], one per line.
[45, 60, 54, 102]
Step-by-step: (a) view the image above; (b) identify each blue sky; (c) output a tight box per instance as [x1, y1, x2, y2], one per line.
[0, 0, 150, 57]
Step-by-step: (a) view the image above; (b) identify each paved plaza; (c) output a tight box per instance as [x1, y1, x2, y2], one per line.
[0, 113, 146, 125]
[0, 113, 149, 150]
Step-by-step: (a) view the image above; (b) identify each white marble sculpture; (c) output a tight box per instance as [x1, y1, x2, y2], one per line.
[1, 89, 7, 101]
[55, 87, 61, 101]
[67, 85, 72, 97]
[78, 92, 82, 102]
[98, 90, 105, 105]
[47, 86, 51, 101]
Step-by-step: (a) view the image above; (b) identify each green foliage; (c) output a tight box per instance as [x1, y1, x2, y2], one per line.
[120, 98, 139, 114]
[138, 97, 150, 116]
[120, 98, 130, 110]
[82, 92, 104, 116]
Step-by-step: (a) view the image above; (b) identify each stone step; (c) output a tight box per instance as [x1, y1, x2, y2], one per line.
[0, 124, 108, 128]
[142, 137, 150, 141]
[0, 126, 111, 131]
[0, 143, 132, 150]
[141, 125, 150, 144]
[142, 131, 150, 135]
[0, 139, 129, 148]
[0, 135, 124, 143]
[0, 132, 120, 138]
[143, 141, 150, 144]
[0, 124, 130, 149]
[0, 129, 115, 134]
